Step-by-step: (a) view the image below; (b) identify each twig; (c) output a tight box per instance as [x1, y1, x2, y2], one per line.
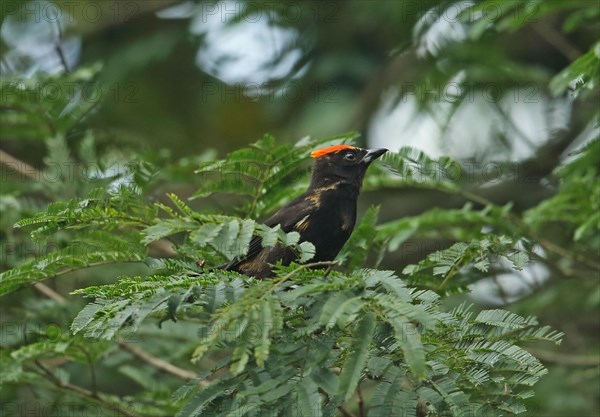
[532, 21, 582, 62]
[262, 261, 338, 298]
[34, 360, 140, 417]
[491, 101, 537, 150]
[323, 262, 337, 277]
[55, 45, 70, 73]
[53, 19, 70, 73]
[357, 384, 366, 417]
[74, 345, 98, 396]
[0, 149, 42, 179]
[458, 189, 600, 271]
[32, 279, 205, 386]
[118, 341, 203, 383]
[492, 272, 510, 305]
[437, 256, 465, 290]
[33, 282, 66, 302]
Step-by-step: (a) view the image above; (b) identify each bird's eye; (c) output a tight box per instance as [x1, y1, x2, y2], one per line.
[344, 152, 356, 161]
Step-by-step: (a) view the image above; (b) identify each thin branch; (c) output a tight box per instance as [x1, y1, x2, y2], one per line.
[458, 189, 600, 271]
[33, 282, 66, 302]
[0, 149, 42, 180]
[32, 279, 205, 386]
[491, 101, 537, 151]
[357, 384, 366, 417]
[23, 259, 147, 296]
[74, 345, 98, 396]
[261, 261, 338, 299]
[323, 262, 336, 277]
[34, 360, 140, 417]
[55, 44, 70, 73]
[118, 341, 203, 383]
[49, 3, 70, 73]
[532, 21, 582, 62]
[54, 25, 70, 73]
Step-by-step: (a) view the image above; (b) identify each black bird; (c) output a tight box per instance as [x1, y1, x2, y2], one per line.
[223, 144, 388, 278]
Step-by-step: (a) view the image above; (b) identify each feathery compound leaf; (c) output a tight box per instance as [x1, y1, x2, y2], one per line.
[393, 319, 426, 379]
[374, 294, 428, 380]
[319, 291, 364, 329]
[0, 243, 146, 296]
[368, 366, 415, 417]
[254, 298, 280, 367]
[230, 317, 252, 375]
[516, 325, 563, 344]
[362, 269, 413, 302]
[338, 312, 375, 401]
[142, 218, 198, 244]
[401, 235, 530, 293]
[0, 351, 24, 387]
[2, 132, 569, 417]
[431, 377, 469, 417]
[296, 378, 321, 417]
[310, 366, 339, 395]
[192, 280, 284, 367]
[190, 219, 251, 261]
[70, 274, 234, 340]
[376, 147, 461, 192]
[176, 375, 238, 417]
[15, 187, 154, 240]
[475, 310, 529, 329]
[465, 340, 547, 385]
[71, 302, 105, 334]
[550, 41, 600, 98]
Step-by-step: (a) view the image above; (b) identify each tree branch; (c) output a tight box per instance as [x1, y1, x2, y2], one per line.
[33, 282, 67, 302]
[34, 360, 141, 417]
[32, 279, 205, 385]
[532, 21, 582, 62]
[357, 384, 366, 417]
[0, 148, 42, 180]
[458, 189, 600, 271]
[118, 341, 204, 383]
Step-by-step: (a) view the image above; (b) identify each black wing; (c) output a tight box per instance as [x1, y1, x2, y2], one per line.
[221, 192, 317, 271]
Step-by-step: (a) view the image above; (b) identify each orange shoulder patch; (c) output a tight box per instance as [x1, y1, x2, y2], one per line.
[310, 144, 356, 158]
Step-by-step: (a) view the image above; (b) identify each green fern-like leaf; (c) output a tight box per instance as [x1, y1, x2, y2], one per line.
[338, 311, 375, 401]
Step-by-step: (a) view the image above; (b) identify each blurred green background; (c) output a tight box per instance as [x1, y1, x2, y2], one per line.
[1, 1, 599, 416]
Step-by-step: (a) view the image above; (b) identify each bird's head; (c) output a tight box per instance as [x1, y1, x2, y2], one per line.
[309, 144, 388, 189]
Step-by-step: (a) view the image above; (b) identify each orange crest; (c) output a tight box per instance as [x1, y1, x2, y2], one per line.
[310, 144, 356, 159]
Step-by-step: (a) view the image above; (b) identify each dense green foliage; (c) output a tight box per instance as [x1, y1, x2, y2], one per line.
[1, 133, 576, 416]
[1, 1, 599, 417]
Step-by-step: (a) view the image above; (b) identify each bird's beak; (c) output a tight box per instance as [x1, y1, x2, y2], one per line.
[361, 148, 388, 164]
